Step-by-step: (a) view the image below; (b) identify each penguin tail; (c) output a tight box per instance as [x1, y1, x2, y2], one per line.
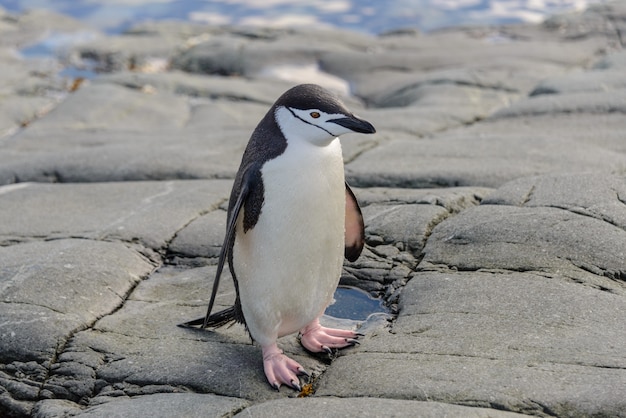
[178, 306, 237, 329]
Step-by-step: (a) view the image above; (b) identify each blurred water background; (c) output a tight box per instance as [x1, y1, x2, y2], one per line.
[0, 0, 611, 34]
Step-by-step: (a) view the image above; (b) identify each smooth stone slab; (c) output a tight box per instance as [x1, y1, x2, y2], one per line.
[422, 204, 626, 291]
[19, 83, 190, 135]
[346, 134, 626, 188]
[594, 49, 626, 69]
[354, 186, 492, 209]
[0, 81, 279, 183]
[237, 397, 529, 417]
[78, 393, 248, 418]
[357, 83, 514, 137]
[168, 209, 227, 261]
[95, 71, 295, 105]
[351, 68, 525, 107]
[483, 172, 626, 230]
[170, 27, 372, 78]
[491, 90, 626, 118]
[530, 69, 626, 96]
[420, 172, 626, 291]
[0, 239, 154, 364]
[438, 112, 626, 154]
[0, 180, 231, 250]
[32, 393, 248, 418]
[320, 33, 605, 82]
[317, 270, 626, 417]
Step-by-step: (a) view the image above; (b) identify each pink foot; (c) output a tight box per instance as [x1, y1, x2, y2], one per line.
[262, 344, 309, 391]
[299, 318, 361, 354]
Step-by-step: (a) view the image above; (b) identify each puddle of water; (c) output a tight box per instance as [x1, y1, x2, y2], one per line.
[325, 286, 389, 321]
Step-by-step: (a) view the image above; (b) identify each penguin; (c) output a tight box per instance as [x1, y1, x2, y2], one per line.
[182, 84, 376, 391]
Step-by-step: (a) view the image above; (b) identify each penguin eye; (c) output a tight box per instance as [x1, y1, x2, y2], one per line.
[310, 112, 321, 119]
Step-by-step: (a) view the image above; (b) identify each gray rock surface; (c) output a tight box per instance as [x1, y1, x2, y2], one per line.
[1, 1, 625, 417]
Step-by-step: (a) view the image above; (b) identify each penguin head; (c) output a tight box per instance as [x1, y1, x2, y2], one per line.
[273, 84, 376, 146]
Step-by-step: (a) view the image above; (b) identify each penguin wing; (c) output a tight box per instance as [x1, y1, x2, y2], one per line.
[344, 182, 365, 262]
[179, 169, 254, 329]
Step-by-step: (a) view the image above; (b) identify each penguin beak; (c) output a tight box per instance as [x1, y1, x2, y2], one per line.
[329, 115, 376, 134]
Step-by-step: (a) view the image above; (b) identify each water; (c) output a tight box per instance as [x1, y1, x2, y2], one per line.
[326, 286, 388, 321]
[0, 0, 610, 35]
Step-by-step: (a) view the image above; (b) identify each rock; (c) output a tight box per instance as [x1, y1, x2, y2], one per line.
[363, 204, 448, 254]
[0, 81, 269, 184]
[421, 173, 626, 290]
[170, 27, 372, 78]
[346, 134, 626, 188]
[483, 172, 626, 230]
[491, 90, 626, 118]
[95, 71, 294, 104]
[33, 393, 248, 418]
[0, 180, 231, 250]
[594, 49, 626, 69]
[317, 270, 626, 417]
[236, 397, 529, 417]
[1, 2, 626, 417]
[0, 239, 155, 416]
[43, 264, 324, 404]
[168, 209, 227, 262]
[530, 69, 626, 95]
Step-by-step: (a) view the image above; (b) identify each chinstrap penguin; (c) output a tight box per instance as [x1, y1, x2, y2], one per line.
[181, 83, 376, 391]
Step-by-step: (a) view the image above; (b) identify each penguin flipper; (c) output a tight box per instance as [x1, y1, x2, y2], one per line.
[202, 174, 251, 328]
[180, 169, 254, 329]
[344, 182, 365, 262]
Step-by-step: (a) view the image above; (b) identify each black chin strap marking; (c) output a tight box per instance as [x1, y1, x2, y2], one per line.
[287, 108, 336, 137]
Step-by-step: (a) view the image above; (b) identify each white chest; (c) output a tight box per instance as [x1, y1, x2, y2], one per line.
[233, 136, 347, 341]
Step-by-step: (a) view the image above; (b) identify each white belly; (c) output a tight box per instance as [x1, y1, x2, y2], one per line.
[233, 138, 345, 346]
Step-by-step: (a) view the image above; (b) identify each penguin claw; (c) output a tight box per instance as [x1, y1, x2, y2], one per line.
[297, 367, 311, 378]
[262, 344, 305, 391]
[291, 380, 302, 392]
[300, 319, 362, 353]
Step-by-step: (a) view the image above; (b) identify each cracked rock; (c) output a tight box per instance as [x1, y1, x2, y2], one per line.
[1, 2, 626, 417]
